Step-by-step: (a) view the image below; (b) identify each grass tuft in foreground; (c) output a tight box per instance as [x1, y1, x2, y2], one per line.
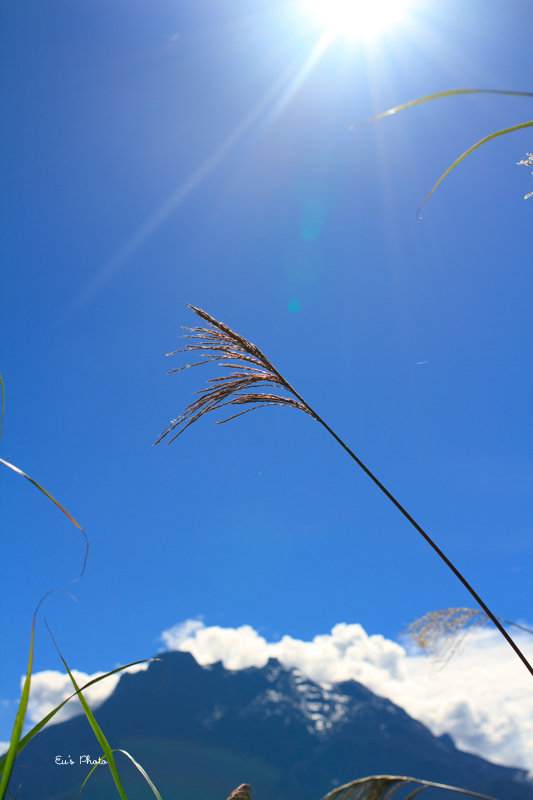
[0, 373, 159, 799]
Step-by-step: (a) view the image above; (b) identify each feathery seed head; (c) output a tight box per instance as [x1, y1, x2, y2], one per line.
[155, 305, 316, 445]
[227, 785, 253, 800]
[406, 608, 488, 662]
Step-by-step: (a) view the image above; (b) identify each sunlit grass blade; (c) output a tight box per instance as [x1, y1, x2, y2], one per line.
[0, 659, 154, 774]
[46, 623, 128, 800]
[416, 120, 533, 217]
[0, 600, 42, 799]
[0, 457, 83, 532]
[81, 749, 163, 800]
[355, 88, 533, 127]
[321, 774, 498, 800]
[0, 457, 88, 579]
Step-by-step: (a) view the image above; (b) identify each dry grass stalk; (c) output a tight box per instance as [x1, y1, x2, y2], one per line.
[155, 305, 316, 445]
[227, 784, 253, 800]
[407, 608, 488, 662]
[156, 305, 533, 679]
[321, 774, 497, 800]
[408, 608, 533, 662]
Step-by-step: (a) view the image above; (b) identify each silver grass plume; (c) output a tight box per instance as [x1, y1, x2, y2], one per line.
[407, 608, 488, 662]
[320, 774, 497, 800]
[407, 608, 533, 662]
[156, 305, 533, 679]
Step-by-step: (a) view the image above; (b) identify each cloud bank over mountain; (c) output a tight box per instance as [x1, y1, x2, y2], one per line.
[161, 620, 533, 773]
[21, 620, 532, 775]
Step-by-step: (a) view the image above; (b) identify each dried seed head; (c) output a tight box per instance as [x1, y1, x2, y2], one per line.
[155, 305, 317, 445]
[321, 773, 496, 800]
[227, 785, 253, 800]
[406, 608, 488, 662]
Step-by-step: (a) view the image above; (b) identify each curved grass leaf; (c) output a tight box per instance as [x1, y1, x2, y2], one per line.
[356, 88, 533, 213]
[0, 457, 88, 580]
[0, 593, 68, 799]
[81, 749, 163, 800]
[321, 774, 498, 800]
[416, 120, 533, 217]
[46, 623, 128, 800]
[356, 88, 533, 127]
[0, 659, 154, 774]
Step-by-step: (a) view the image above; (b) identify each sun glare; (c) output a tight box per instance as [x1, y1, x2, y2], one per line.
[303, 0, 411, 40]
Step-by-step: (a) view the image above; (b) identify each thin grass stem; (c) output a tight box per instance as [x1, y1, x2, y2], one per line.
[272, 376, 533, 676]
[159, 306, 533, 678]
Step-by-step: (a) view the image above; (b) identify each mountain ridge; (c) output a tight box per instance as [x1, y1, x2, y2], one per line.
[8, 651, 533, 799]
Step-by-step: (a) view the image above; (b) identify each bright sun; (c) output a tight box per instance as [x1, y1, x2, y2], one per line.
[303, 0, 412, 40]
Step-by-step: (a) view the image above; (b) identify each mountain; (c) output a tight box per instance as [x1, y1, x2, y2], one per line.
[7, 651, 533, 799]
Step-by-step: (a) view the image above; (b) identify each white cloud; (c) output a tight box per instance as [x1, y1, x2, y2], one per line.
[25, 662, 148, 728]
[18, 621, 533, 776]
[161, 619, 533, 774]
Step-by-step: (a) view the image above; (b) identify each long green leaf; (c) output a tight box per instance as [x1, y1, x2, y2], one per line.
[356, 88, 533, 126]
[0, 600, 42, 799]
[46, 624, 128, 800]
[356, 88, 533, 211]
[0, 457, 88, 579]
[0, 659, 154, 773]
[416, 120, 533, 217]
[81, 749, 163, 800]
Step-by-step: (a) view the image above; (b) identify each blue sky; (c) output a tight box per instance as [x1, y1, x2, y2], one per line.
[1, 0, 532, 765]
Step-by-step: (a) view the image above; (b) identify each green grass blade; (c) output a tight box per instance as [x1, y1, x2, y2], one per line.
[0, 457, 83, 531]
[113, 750, 163, 800]
[0, 605, 40, 799]
[0, 660, 155, 773]
[356, 88, 533, 126]
[80, 757, 107, 791]
[81, 749, 163, 800]
[0, 457, 88, 579]
[46, 624, 128, 800]
[416, 120, 533, 217]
